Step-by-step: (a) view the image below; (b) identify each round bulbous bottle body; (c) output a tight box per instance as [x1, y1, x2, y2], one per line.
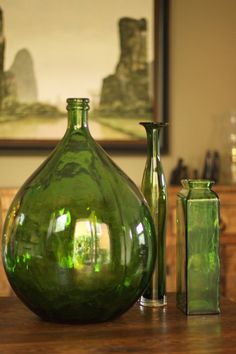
[2, 99, 156, 323]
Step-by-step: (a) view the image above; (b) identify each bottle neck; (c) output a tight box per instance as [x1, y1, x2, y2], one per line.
[67, 109, 88, 130]
[66, 98, 89, 131]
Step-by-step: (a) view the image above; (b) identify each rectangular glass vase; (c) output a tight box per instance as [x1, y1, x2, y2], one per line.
[176, 179, 220, 315]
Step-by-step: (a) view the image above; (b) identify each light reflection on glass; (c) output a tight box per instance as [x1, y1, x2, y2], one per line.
[17, 213, 25, 226]
[54, 214, 68, 233]
[136, 222, 144, 235]
[73, 219, 110, 271]
[136, 222, 145, 246]
[47, 209, 71, 236]
[129, 229, 133, 240]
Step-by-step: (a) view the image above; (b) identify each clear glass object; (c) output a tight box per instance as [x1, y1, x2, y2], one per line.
[220, 111, 236, 184]
[2, 98, 156, 323]
[139, 122, 168, 307]
[176, 179, 220, 315]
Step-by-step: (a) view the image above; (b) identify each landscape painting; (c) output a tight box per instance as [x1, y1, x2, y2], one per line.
[0, 0, 167, 151]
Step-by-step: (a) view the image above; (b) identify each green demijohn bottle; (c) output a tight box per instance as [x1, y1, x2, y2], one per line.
[2, 98, 156, 323]
[176, 179, 220, 315]
[139, 122, 168, 307]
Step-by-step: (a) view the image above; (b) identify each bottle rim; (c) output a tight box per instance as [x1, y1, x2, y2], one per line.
[181, 179, 215, 189]
[66, 98, 90, 110]
[139, 121, 168, 128]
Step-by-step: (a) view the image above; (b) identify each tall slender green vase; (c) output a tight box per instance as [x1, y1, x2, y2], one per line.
[139, 122, 168, 307]
[176, 179, 220, 315]
[2, 98, 156, 323]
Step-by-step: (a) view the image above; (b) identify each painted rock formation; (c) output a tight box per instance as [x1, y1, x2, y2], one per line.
[10, 48, 38, 103]
[99, 17, 152, 117]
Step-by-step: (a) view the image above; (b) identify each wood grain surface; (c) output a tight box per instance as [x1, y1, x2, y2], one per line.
[0, 294, 235, 353]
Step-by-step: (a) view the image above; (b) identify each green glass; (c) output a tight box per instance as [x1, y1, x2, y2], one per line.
[2, 98, 156, 323]
[176, 179, 220, 315]
[139, 122, 168, 307]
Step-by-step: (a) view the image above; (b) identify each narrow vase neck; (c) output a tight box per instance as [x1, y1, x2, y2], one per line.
[147, 128, 161, 158]
[67, 98, 89, 130]
[140, 122, 167, 159]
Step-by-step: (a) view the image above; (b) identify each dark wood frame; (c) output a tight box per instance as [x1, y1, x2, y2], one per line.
[0, 0, 169, 154]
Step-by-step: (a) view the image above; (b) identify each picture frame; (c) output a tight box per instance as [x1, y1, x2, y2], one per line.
[0, 0, 169, 153]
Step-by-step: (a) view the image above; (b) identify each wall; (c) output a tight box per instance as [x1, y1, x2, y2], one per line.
[168, 0, 236, 181]
[1, 0, 236, 188]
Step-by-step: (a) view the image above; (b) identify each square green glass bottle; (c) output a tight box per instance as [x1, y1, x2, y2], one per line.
[176, 179, 220, 315]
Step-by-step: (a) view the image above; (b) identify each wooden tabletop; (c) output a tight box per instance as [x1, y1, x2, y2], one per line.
[0, 294, 235, 354]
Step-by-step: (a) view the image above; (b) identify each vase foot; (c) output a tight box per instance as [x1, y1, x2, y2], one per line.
[139, 295, 167, 307]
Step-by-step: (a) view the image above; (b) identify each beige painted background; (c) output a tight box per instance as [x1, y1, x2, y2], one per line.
[1, 0, 236, 188]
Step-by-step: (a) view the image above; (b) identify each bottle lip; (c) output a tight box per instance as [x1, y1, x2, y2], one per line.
[139, 121, 168, 128]
[181, 179, 215, 189]
[66, 98, 90, 110]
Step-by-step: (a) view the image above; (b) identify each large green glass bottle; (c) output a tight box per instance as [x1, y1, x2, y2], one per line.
[2, 98, 156, 323]
[176, 179, 220, 315]
[139, 122, 168, 307]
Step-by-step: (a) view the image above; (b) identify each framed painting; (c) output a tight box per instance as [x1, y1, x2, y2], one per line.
[0, 0, 168, 153]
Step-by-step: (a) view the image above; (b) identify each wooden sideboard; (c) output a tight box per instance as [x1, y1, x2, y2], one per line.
[0, 188, 18, 295]
[1, 186, 236, 299]
[0, 294, 236, 353]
